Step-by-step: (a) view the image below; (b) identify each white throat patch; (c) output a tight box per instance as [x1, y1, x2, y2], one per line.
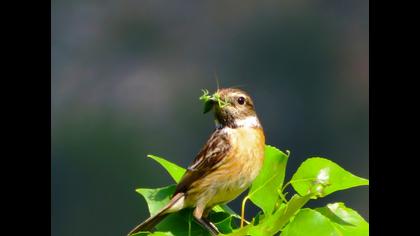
[235, 116, 260, 128]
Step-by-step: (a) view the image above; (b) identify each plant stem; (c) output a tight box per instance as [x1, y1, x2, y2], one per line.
[240, 196, 250, 228]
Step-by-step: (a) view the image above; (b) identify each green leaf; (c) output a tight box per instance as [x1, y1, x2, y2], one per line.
[248, 194, 311, 236]
[157, 209, 210, 236]
[281, 209, 341, 236]
[147, 155, 186, 183]
[290, 157, 369, 197]
[282, 204, 369, 236]
[209, 212, 234, 234]
[136, 185, 176, 216]
[248, 145, 288, 215]
[136, 185, 209, 235]
[228, 194, 311, 236]
[315, 203, 369, 236]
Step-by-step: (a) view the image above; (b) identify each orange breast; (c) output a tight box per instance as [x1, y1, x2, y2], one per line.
[224, 127, 265, 187]
[184, 127, 265, 209]
[201, 127, 265, 207]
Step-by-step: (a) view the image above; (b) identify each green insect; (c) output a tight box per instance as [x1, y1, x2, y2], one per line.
[199, 89, 229, 113]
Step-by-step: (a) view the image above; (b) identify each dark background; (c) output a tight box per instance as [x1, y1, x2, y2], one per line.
[51, 1, 368, 235]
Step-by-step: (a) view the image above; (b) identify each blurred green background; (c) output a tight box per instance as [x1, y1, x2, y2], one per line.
[52, 1, 368, 235]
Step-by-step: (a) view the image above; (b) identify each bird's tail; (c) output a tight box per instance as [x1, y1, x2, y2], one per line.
[127, 192, 185, 236]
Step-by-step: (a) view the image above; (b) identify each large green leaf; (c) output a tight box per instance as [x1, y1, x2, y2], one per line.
[281, 204, 369, 236]
[136, 185, 176, 216]
[281, 209, 341, 236]
[291, 157, 368, 197]
[147, 155, 186, 183]
[228, 194, 312, 236]
[136, 185, 209, 235]
[157, 210, 234, 236]
[315, 203, 369, 236]
[157, 209, 210, 236]
[248, 145, 288, 215]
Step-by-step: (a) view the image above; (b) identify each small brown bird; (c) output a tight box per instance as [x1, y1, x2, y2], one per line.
[128, 88, 265, 235]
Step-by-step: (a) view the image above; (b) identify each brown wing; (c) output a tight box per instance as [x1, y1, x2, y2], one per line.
[173, 129, 231, 195]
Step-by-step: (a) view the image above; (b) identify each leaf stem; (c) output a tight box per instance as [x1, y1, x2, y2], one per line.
[277, 189, 289, 204]
[240, 196, 250, 228]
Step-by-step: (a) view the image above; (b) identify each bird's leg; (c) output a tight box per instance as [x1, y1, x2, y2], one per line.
[202, 208, 218, 232]
[193, 206, 219, 236]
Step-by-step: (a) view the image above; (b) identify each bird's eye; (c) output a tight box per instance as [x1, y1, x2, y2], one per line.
[237, 96, 245, 105]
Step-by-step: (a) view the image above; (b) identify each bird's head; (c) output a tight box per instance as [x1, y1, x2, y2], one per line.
[199, 88, 261, 129]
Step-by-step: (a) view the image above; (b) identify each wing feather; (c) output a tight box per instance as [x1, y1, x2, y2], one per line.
[173, 129, 231, 195]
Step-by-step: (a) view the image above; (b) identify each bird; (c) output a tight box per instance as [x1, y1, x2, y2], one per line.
[128, 88, 265, 236]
